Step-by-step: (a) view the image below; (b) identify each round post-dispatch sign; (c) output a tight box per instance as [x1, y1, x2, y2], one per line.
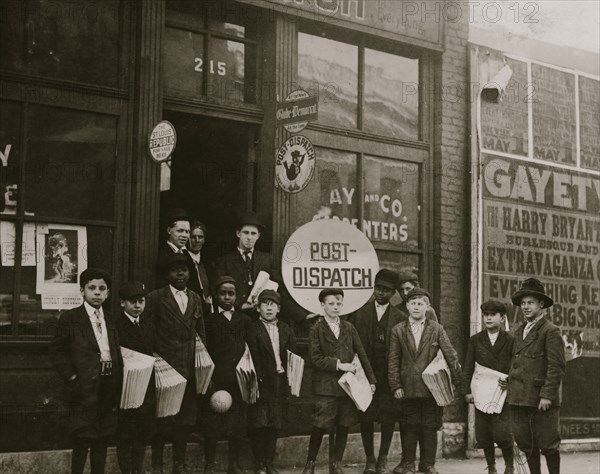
[148, 120, 177, 162]
[275, 135, 316, 194]
[282, 219, 379, 315]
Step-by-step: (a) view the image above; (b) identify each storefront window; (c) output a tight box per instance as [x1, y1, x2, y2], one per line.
[296, 148, 358, 226]
[0, 0, 121, 87]
[164, 1, 257, 103]
[297, 33, 358, 129]
[363, 156, 420, 248]
[24, 106, 117, 221]
[364, 49, 419, 139]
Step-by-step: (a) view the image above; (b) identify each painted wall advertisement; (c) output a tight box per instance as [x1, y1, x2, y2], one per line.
[482, 154, 600, 359]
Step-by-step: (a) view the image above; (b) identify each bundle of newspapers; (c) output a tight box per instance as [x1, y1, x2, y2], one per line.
[246, 271, 279, 307]
[471, 362, 508, 414]
[120, 347, 155, 409]
[154, 355, 187, 418]
[286, 350, 304, 397]
[338, 354, 373, 412]
[236, 343, 259, 404]
[421, 349, 455, 406]
[194, 335, 215, 395]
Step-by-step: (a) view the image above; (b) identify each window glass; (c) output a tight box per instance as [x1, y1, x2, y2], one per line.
[296, 148, 357, 227]
[18, 225, 113, 338]
[364, 49, 419, 139]
[579, 76, 600, 172]
[0, 1, 25, 73]
[166, 0, 206, 29]
[208, 39, 246, 102]
[24, 105, 117, 220]
[298, 33, 358, 129]
[1, 101, 21, 216]
[164, 27, 206, 98]
[0, 235, 14, 335]
[363, 156, 420, 248]
[22, 0, 120, 86]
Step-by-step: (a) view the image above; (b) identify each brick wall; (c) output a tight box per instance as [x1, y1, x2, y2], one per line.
[433, 13, 470, 431]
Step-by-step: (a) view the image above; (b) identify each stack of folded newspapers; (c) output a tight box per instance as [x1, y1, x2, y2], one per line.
[286, 350, 304, 397]
[338, 355, 373, 412]
[236, 344, 259, 403]
[195, 335, 215, 395]
[471, 362, 508, 414]
[154, 355, 187, 417]
[120, 347, 155, 409]
[421, 350, 455, 406]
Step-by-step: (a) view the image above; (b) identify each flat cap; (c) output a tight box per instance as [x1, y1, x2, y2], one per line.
[318, 288, 344, 302]
[214, 275, 237, 291]
[480, 299, 507, 314]
[406, 287, 431, 301]
[258, 289, 280, 305]
[119, 281, 148, 300]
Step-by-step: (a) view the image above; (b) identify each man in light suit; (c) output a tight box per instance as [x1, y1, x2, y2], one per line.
[215, 212, 276, 312]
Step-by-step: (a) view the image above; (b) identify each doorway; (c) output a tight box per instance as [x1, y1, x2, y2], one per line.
[160, 111, 258, 260]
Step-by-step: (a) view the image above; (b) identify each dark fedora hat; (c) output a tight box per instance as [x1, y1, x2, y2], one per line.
[511, 278, 553, 308]
[159, 253, 193, 275]
[237, 211, 264, 231]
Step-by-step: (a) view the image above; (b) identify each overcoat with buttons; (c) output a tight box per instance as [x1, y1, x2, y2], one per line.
[388, 319, 462, 398]
[507, 317, 565, 407]
[463, 329, 514, 394]
[146, 285, 205, 426]
[50, 304, 123, 437]
[309, 316, 377, 397]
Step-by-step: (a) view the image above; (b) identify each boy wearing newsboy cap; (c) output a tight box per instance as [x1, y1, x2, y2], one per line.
[463, 300, 515, 474]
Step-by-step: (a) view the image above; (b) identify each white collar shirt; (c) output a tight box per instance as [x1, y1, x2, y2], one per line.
[523, 314, 544, 339]
[238, 247, 254, 260]
[124, 312, 140, 327]
[487, 330, 499, 346]
[408, 317, 426, 348]
[374, 302, 389, 321]
[84, 302, 111, 361]
[325, 317, 341, 339]
[219, 307, 233, 321]
[167, 240, 184, 254]
[169, 285, 188, 314]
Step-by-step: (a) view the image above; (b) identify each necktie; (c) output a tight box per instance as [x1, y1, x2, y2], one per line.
[175, 290, 187, 314]
[133, 319, 140, 327]
[94, 309, 102, 339]
[244, 250, 253, 286]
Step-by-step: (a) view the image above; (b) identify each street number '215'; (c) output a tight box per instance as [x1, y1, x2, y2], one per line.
[194, 58, 226, 76]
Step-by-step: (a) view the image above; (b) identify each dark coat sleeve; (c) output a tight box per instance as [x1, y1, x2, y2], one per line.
[308, 321, 338, 372]
[540, 324, 566, 402]
[388, 325, 403, 392]
[438, 325, 462, 392]
[350, 324, 377, 385]
[462, 336, 476, 395]
[49, 311, 78, 383]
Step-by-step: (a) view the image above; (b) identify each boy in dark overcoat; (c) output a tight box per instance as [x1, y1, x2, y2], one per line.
[50, 268, 123, 474]
[115, 281, 155, 474]
[302, 289, 377, 474]
[203, 276, 261, 474]
[146, 254, 206, 474]
[463, 300, 515, 474]
[347, 269, 405, 474]
[388, 288, 462, 474]
[249, 289, 297, 474]
[507, 278, 565, 474]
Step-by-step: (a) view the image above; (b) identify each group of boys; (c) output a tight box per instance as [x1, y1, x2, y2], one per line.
[50, 253, 565, 474]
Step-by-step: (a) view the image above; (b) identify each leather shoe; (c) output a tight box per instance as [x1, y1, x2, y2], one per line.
[364, 456, 376, 474]
[504, 467, 515, 474]
[302, 460, 316, 474]
[376, 455, 388, 474]
[331, 461, 345, 474]
[420, 466, 439, 474]
[392, 463, 415, 474]
[255, 465, 267, 474]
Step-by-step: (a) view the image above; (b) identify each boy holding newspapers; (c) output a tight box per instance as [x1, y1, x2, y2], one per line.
[388, 288, 461, 474]
[463, 300, 515, 474]
[302, 289, 376, 474]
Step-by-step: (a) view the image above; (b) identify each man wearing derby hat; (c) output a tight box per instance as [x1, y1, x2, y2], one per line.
[347, 269, 405, 474]
[508, 278, 565, 474]
[215, 212, 276, 312]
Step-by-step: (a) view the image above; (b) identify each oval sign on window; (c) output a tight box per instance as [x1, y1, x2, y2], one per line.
[282, 219, 379, 315]
[148, 120, 177, 163]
